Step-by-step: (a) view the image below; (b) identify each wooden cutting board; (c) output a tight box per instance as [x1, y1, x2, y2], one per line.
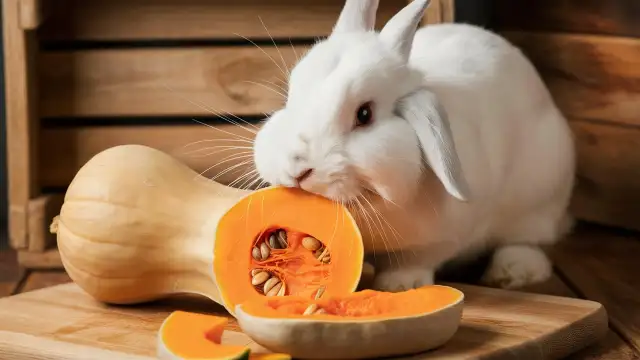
[0, 282, 607, 360]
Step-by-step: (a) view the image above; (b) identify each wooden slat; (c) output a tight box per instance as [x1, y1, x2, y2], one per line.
[38, 46, 302, 118]
[3, 0, 41, 250]
[0, 251, 25, 297]
[20, 271, 71, 293]
[491, 0, 640, 38]
[551, 224, 640, 354]
[422, 0, 455, 25]
[40, 123, 260, 189]
[504, 31, 640, 127]
[569, 120, 640, 231]
[38, 0, 408, 41]
[18, 0, 44, 30]
[17, 248, 62, 269]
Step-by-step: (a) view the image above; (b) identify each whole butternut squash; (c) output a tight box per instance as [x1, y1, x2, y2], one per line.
[51, 145, 364, 315]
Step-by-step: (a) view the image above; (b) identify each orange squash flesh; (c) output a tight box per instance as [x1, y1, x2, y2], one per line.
[215, 187, 364, 315]
[157, 311, 292, 360]
[240, 285, 462, 320]
[158, 311, 250, 359]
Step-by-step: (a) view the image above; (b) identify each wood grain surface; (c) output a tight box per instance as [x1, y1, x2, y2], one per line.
[38, 0, 408, 41]
[491, 0, 640, 37]
[551, 225, 640, 354]
[40, 123, 260, 188]
[2, 0, 41, 250]
[0, 281, 608, 360]
[20, 271, 72, 293]
[516, 274, 638, 360]
[38, 46, 301, 118]
[568, 120, 640, 231]
[504, 31, 640, 127]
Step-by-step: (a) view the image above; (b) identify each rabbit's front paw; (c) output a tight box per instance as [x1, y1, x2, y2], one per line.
[372, 267, 435, 292]
[480, 245, 552, 289]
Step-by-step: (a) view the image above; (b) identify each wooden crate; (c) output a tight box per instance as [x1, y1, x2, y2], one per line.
[3, 0, 455, 268]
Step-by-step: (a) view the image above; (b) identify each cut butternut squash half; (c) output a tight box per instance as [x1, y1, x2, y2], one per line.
[157, 311, 291, 360]
[235, 285, 464, 359]
[51, 145, 365, 316]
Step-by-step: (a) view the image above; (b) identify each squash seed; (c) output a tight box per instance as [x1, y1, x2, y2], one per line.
[303, 304, 318, 315]
[268, 233, 280, 249]
[252, 247, 262, 261]
[259, 242, 270, 260]
[316, 247, 329, 262]
[320, 254, 331, 264]
[250, 268, 262, 277]
[315, 286, 325, 300]
[266, 282, 283, 297]
[302, 236, 322, 251]
[277, 282, 286, 296]
[251, 271, 270, 286]
[276, 230, 288, 248]
[314, 308, 327, 315]
[263, 276, 281, 294]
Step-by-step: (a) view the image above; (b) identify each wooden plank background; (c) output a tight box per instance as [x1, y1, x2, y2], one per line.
[490, 2, 640, 231]
[38, 0, 408, 41]
[38, 47, 300, 118]
[491, 0, 640, 38]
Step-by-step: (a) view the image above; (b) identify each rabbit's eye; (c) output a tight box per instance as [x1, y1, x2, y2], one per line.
[356, 102, 373, 127]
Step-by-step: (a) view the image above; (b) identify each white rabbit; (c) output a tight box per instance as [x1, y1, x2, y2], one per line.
[252, 0, 576, 291]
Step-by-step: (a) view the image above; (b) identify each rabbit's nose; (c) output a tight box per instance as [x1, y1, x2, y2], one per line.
[294, 168, 314, 187]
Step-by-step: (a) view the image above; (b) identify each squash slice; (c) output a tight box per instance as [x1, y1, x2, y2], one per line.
[235, 285, 464, 359]
[157, 311, 291, 360]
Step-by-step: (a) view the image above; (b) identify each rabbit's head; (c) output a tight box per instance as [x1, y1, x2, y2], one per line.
[253, 0, 470, 206]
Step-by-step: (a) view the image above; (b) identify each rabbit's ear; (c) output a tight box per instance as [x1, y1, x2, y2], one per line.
[379, 0, 430, 61]
[332, 0, 379, 34]
[399, 88, 471, 202]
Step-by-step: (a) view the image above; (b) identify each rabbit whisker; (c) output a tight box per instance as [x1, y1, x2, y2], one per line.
[258, 16, 291, 79]
[160, 82, 259, 133]
[233, 32, 290, 82]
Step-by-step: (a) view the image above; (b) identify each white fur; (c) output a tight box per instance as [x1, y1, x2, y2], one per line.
[252, 0, 576, 291]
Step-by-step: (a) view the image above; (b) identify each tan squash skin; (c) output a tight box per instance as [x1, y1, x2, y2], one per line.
[52, 144, 364, 315]
[234, 286, 464, 360]
[55, 144, 250, 306]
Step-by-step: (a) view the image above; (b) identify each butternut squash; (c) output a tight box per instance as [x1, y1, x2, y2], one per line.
[235, 285, 464, 359]
[50, 145, 365, 315]
[157, 311, 291, 360]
